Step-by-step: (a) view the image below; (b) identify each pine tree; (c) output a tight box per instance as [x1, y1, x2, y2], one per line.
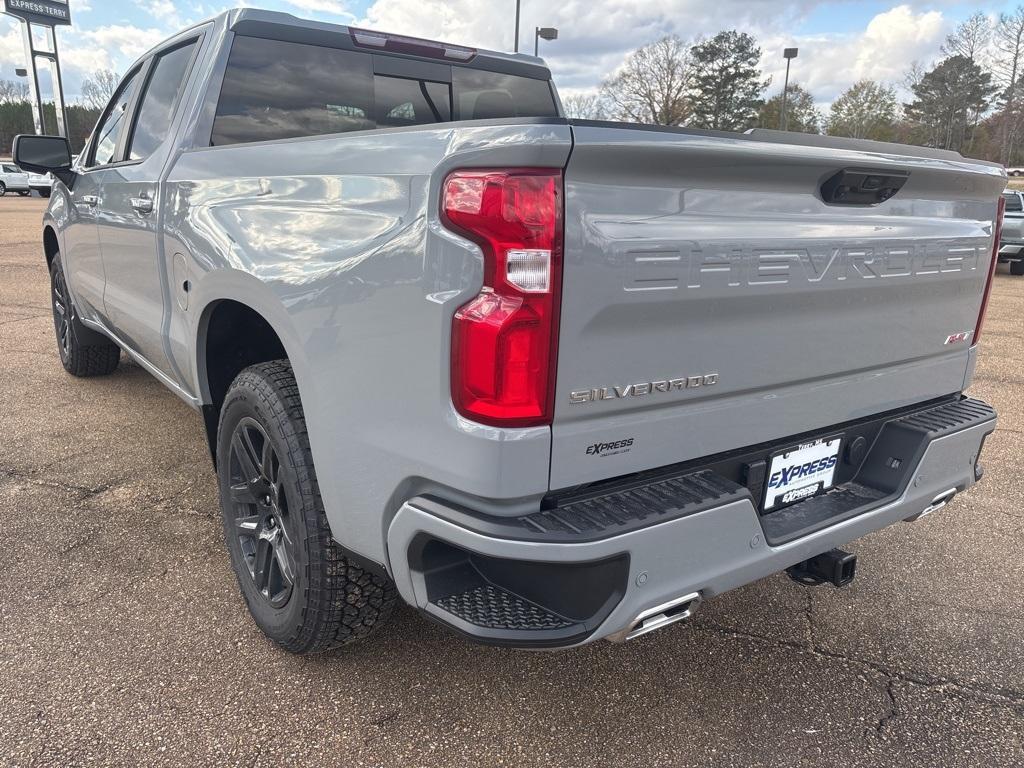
[904, 56, 996, 152]
[688, 31, 768, 131]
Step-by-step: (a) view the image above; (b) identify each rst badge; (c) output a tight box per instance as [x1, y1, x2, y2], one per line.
[944, 331, 972, 345]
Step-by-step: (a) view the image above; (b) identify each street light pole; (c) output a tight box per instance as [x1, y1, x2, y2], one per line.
[534, 27, 558, 57]
[514, 0, 521, 52]
[780, 47, 798, 132]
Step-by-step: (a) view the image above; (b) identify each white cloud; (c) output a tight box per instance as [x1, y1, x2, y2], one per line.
[73, 24, 167, 68]
[760, 5, 947, 110]
[0, 19, 167, 99]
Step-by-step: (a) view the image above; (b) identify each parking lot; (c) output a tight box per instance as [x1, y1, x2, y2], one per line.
[0, 193, 1022, 767]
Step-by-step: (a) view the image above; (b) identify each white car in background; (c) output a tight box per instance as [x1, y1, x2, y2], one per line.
[28, 171, 52, 197]
[1007, 167, 1024, 176]
[0, 162, 32, 196]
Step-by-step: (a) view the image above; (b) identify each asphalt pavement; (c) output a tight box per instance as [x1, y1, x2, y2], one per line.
[1, 195, 1022, 767]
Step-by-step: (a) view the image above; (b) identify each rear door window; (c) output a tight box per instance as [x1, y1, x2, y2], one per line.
[128, 39, 199, 161]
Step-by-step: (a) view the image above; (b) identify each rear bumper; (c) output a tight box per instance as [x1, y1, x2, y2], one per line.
[999, 242, 1024, 259]
[386, 397, 996, 648]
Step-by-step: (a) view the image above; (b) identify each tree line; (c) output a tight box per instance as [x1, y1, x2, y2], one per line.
[563, 8, 1024, 166]
[0, 69, 115, 156]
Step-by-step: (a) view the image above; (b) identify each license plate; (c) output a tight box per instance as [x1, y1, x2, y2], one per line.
[763, 436, 842, 512]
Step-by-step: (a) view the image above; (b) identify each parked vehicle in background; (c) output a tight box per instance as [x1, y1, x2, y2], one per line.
[999, 188, 1024, 275]
[1007, 167, 1024, 176]
[16, 8, 1003, 654]
[0, 162, 31, 196]
[29, 171, 53, 197]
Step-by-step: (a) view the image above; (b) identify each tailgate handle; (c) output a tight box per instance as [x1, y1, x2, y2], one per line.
[820, 168, 909, 206]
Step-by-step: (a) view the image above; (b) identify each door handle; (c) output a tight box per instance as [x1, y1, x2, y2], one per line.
[81, 194, 98, 207]
[130, 196, 154, 215]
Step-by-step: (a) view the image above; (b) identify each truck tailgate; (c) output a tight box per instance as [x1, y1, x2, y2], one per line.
[551, 124, 1004, 489]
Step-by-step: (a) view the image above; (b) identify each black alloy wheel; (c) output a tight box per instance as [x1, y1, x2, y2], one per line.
[51, 264, 72, 362]
[227, 417, 296, 608]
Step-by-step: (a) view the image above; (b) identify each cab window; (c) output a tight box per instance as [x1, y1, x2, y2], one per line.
[88, 69, 142, 168]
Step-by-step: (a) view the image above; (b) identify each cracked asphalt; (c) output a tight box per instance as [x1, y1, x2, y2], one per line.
[1, 194, 1023, 767]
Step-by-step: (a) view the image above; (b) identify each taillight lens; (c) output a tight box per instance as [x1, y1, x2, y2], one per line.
[443, 169, 562, 427]
[975, 194, 1005, 345]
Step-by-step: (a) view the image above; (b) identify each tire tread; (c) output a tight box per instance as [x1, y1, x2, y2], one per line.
[219, 360, 396, 653]
[50, 254, 120, 377]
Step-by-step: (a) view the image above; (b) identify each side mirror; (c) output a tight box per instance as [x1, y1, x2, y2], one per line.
[12, 134, 75, 188]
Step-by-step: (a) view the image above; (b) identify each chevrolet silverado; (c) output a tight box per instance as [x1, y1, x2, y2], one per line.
[15, 8, 1003, 652]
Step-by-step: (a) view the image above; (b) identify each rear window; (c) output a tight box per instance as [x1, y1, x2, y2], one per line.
[1002, 191, 1023, 212]
[451, 68, 558, 120]
[211, 35, 557, 146]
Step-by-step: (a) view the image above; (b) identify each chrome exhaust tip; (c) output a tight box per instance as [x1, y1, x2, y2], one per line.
[904, 487, 957, 523]
[608, 591, 701, 643]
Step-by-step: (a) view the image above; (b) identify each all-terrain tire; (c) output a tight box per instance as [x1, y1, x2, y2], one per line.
[217, 360, 397, 653]
[50, 253, 120, 376]
[1011, 259, 1024, 276]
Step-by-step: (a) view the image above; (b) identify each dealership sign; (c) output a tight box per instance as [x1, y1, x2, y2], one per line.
[3, 0, 71, 26]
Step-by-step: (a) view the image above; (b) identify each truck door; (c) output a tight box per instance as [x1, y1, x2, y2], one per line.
[61, 68, 143, 323]
[98, 36, 201, 379]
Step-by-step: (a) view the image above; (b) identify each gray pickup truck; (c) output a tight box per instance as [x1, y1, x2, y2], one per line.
[999, 188, 1024, 274]
[15, 8, 1003, 653]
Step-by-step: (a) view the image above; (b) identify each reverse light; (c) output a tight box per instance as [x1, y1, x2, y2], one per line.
[443, 169, 562, 427]
[974, 194, 1005, 345]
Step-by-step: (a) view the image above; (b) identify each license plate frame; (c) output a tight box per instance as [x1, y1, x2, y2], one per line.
[762, 434, 843, 513]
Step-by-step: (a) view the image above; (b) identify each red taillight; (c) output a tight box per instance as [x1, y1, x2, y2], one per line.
[975, 194, 1005, 345]
[443, 169, 562, 427]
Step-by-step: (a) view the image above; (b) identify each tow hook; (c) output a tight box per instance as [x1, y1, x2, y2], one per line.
[787, 548, 857, 588]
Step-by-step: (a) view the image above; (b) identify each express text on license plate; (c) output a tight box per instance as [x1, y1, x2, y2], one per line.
[763, 436, 842, 511]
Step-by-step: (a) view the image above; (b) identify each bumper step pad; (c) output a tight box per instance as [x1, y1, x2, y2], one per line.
[435, 584, 574, 631]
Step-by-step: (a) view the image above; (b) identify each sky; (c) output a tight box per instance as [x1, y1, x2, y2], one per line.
[1, 0, 1021, 111]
